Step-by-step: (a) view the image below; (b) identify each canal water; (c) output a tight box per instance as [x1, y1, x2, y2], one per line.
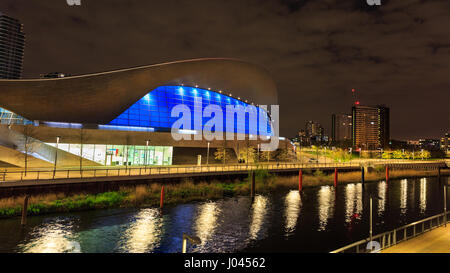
[0, 176, 448, 253]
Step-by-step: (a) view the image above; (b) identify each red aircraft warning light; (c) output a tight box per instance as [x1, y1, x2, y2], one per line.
[352, 88, 360, 105]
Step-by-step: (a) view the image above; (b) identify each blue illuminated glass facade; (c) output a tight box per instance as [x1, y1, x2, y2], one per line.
[0, 107, 32, 125]
[108, 86, 272, 135]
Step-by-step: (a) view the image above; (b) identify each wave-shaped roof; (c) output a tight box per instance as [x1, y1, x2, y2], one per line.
[0, 58, 277, 124]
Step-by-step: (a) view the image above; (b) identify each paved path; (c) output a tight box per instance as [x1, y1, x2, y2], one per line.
[382, 226, 450, 253]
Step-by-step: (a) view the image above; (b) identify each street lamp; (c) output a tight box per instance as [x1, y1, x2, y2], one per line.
[53, 136, 61, 179]
[145, 140, 150, 170]
[257, 144, 260, 163]
[207, 142, 210, 165]
[182, 233, 202, 253]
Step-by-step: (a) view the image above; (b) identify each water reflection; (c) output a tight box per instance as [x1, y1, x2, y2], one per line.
[19, 218, 80, 253]
[284, 190, 301, 236]
[249, 195, 270, 240]
[419, 178, 427, 214]
[344, 183, 363, 223]
[120, 208, 163, 253]
[318, 186, 335, 231]
[377, 181, 387, 217]
[400, 179, 408, 214]
[193, 202, 220, 248]
[2, 177, 444, 254]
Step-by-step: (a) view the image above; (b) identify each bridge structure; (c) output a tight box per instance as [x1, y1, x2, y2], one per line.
[0, 160, 447, 190]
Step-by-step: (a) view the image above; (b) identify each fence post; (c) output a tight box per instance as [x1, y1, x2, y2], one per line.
[369, 197, 373, 242]
[386, 165, 389, 182]
[299, 169, 303, 192]
[160, 186, 165, 209]
[444, 185, 447, 227]
[334, 168, 338, 188]
[251, 171, 256, 198]
[361, 167, 365, 184]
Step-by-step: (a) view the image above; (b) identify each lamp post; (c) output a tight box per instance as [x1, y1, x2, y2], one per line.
[369, 196, 373, 243]
[182, 233, 202, 253]
[207, 142, 210, 165]
[53, 136, 61, 179]
[257, 144, 260, 163]
[145, 140, 150, 170]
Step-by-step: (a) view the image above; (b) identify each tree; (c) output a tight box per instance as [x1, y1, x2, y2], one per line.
[382, 151, 393, 159]
[21, 125, 36, 176]
[79, 128, 85, 174]
[419, 150, 431, 160]
[124, 134, 131, 170]
[214, 148, 232, 164]
[392, 150, 404, 159]
[238, 146, 256, 163]
[331, 148, 352, 162]
[275, 147, 295, 162]
[260, 150, 274, 162]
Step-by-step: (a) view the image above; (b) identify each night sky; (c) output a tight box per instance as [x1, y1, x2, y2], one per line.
[1, 0, 449, 140]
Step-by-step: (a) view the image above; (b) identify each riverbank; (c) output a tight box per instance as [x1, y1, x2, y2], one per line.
[0, 168, 448, 218]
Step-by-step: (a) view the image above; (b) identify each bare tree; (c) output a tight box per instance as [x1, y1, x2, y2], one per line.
[125, 134, 131, 171]
[79, 128, 85, 175]
[21, 125, 36, 177]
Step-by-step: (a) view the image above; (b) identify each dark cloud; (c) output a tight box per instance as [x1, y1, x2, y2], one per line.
[0, 0, 449, 140]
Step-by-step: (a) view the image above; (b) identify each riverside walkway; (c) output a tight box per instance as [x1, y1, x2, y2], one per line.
[382, 225, 450, 253]
[0, 160, 446, 189]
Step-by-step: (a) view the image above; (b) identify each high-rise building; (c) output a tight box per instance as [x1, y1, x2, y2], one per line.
[305, 120, 325, 144]
[0, 12, 25, 79]
[352, 105, 390, 150]
[331, 114, 352, 142]
[440, 133, 449, 152]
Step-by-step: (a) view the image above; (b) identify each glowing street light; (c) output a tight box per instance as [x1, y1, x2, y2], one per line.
[53, 136, 61, 179]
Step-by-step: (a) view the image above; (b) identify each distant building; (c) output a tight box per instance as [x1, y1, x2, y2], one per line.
[305, 120, 325, 144]
[352, 105, 390, 150]
[332, 114, 352, 142]
[39, 72, 70, 79]
[298, 129, 309, 145]
[406, 140, 420, 146]
[0, 12, 25, 79]
[419, 139, 440, 151]
[441, 133, 449, 153]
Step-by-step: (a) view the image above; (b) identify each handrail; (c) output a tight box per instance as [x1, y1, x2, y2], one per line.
[0, 160, 446, 183]
[0, 162, 364, 183]
[331, 211, 450, 253]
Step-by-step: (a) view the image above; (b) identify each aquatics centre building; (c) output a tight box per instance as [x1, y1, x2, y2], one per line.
[0, 58, 290, 168]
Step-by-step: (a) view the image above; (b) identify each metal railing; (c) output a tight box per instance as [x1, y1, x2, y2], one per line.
[0, 162, 362, 183]
[331, 211, 450, 253]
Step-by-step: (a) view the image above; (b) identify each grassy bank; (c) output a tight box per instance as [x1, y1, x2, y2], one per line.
[0, 168, 448, 218]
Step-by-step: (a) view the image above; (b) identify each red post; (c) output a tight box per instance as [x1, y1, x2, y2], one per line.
[160, 186, 165, 209]
[386, 165, 389, 182]
[299, 170, 303, 192]
[334, 168, 338, 188]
